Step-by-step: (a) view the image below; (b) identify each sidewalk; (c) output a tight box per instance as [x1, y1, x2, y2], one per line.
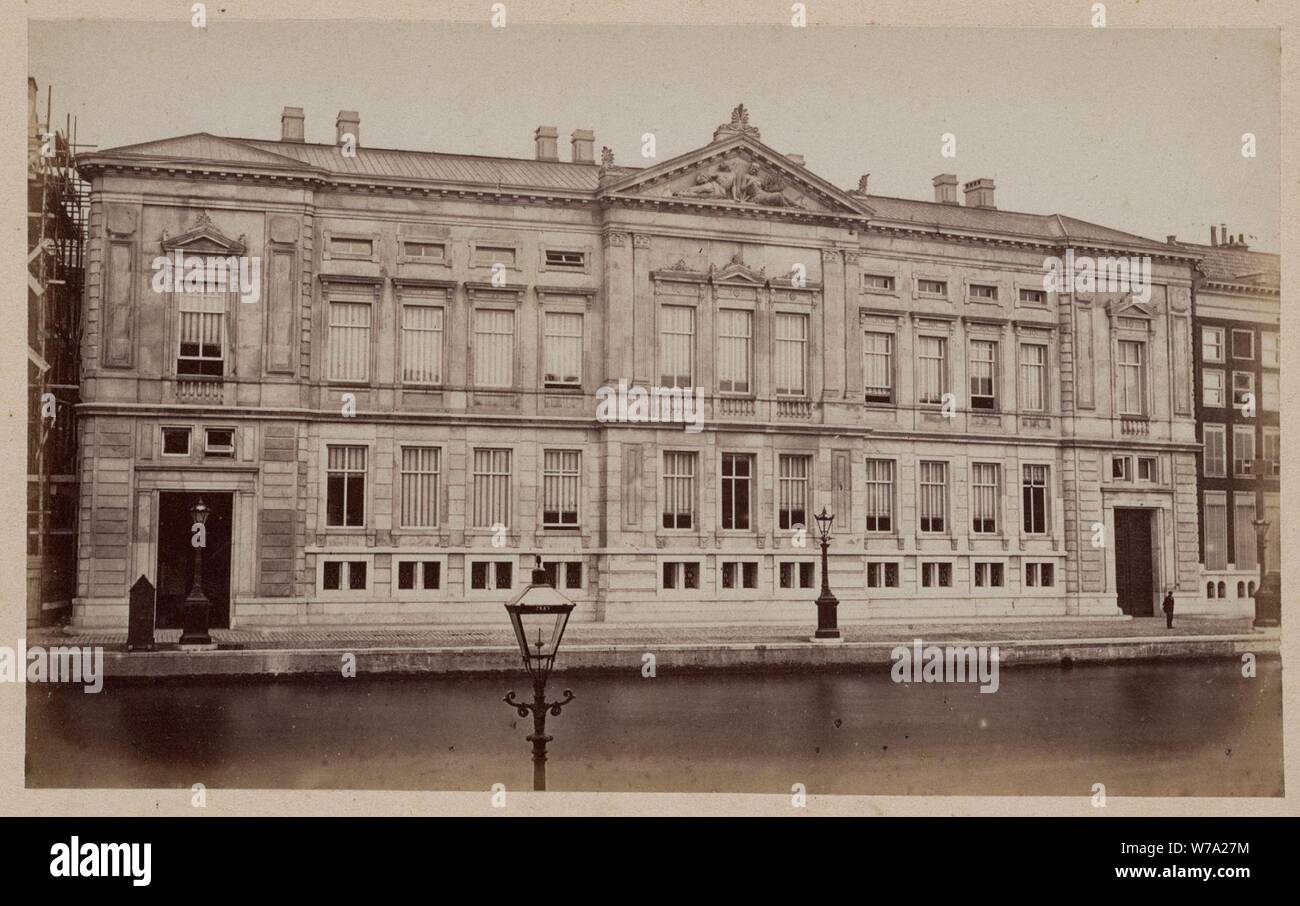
[23, 615, 1280, 678]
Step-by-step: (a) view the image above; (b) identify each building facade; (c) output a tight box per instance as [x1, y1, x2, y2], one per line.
[1181, 228, 1280, 615]
[71, 105, 1204, 629]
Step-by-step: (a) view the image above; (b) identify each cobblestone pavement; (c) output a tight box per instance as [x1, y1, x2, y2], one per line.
[23, 615, 1267, 651]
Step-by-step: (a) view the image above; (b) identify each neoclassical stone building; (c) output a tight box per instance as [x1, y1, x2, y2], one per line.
[72, 105, 1203, 628]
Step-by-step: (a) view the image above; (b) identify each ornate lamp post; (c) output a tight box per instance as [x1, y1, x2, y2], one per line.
[811, 507, 841, 641]
[178, 497, 214, 649]
[502, 557, 576, 791]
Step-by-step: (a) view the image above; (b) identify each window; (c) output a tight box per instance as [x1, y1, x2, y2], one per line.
[1203, 424, 1226, 477]
[867, 562, 899, 588]
[204, 428, 234, 458]
[400, 302, 444, 385]
[329, 237, 373, 258]
[969, 340, 997, 410]
[396, 560, 442, 591]
[778, 454, 811, 531]
[863, 331, 894, 403]
[472, 448, 512, 528]
[161, 426, 191, 456]
[920, 562, 952, 588]
[1202, 327, 1225, 364]
[1202, 369, 1225, 407]
[1261, 373, 1279, 411]
[662, 561, 700, 590]
[1018, 288, 1046, 305]
[542, 311, 583, 387]
[919, 461, 947, 533]
[1116, 340, 1144, 415]
[917, 336, 947, 405]
[662, 452, 697, 530]
[659, 305, 695, 388]
[1204, 492, 1228, 570]
[720, 561, 759, 590]
[177, 292, 225, 377]
[473, 245, 516, 267]
[918, 278, 947, 297]
[1024, 562, 1055, 588]
[971, 462, 999, 533]
[473, 308, 515, 387]
[1022, 464, 1048, 534]
[401, 240, 445, 261]
[544, 249, 585, 270]
[1233, 426, 1255, 477]
[717, 309, 752, 393]
[541, 560, 584, 591]
[1020, 343, 1047, 412]
[322, 559, 368, 591]
[864, 459, 894, 532]
[1232, 372, 1254, 409]
[1263, 427, 1280, 476]
[327, 300, 372, 382]
[1234, 499, 1256, 568]
[326, 445, 367, 527]
[968, 283, 998, 302]
[973, 562, 1004, 588]
[1261, 332, 1279, 368]
[863, 274, 895, 292]
[470, 560, 515, 591]
[720, 453, 753, 531]
[775, 313, 808, 396]
[398, 446, 440, 528]
[542, 450, 581, 527]
[779, 561, 816, 590]
[1112, 455, 1131, 481]
[1137, 457, 1157, 482]
[1231, 329, 1254, 360]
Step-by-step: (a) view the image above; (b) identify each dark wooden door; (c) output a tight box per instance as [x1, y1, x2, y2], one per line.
[156, 491, 233, 629]
[1114, 508, 1154, 616]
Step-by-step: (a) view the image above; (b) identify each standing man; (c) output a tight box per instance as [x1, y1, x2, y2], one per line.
[1162, 589, 1176, 629]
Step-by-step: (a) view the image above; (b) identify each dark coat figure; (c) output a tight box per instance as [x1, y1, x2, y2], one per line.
[1162, 590, 1175, 628]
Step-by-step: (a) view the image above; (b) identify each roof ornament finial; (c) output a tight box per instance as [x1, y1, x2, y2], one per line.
[731, 103, 749, 127]
[714, 103, 761, 143]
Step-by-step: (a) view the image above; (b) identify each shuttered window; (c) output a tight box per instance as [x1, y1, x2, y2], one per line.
[1203, 425, 1226, 477]
[542, 450, 581, 527]
[328, 301, 371, 382]
[399, 447, 440, 528]
[659, 305, 695, 388]
[472, 448, 512, 528]
[400, 303, 444, 385]
[326, 445, 367, 527]
[1203, 492, 1228, 571]
[473, 308, 515, 387]
[177, 292, 225, 376]
[543, 311, 583, 387]
[717, 309, 752, 393]
[775, 313, 807, 396]
[863, 459, 893, 532]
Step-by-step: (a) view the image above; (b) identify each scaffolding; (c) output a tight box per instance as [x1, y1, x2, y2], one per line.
[27, 78, 91, 626]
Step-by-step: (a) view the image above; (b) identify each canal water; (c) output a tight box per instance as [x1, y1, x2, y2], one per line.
[25, 659, 1283, 796]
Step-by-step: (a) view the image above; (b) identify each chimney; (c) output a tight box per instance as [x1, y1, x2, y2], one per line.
[281, 106, 305, 143]
[1210, 225, 1218, 247]
[786, 152, 805, 167]
[963, 177, 996, 209]
[1220, 223, 1228, 245]
[534, 126, 558, 161]
[1166, 235, 1178, 245]
[932, 173, 959, 204]
[336, 110, 359, 147]
[570, 129, 595, 164]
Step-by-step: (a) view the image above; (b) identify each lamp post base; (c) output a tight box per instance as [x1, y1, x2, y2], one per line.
[178, 593, 214, 649]
[814, 591, 841, 641]
[1252, 570, 1281, 628]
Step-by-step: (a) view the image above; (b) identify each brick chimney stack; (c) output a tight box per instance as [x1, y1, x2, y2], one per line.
[336, 110, 359, 147]
[534, 126, 558, 161]
[963, 177, 996, 209]
[570, 129, 595, 164]
[281, 107, 305, 143]
[932, 174, 959, 204]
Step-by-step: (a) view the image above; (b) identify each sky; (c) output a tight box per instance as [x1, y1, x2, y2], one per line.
[29, 20, 1280, 251]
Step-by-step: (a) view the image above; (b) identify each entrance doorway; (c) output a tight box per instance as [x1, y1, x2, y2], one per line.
[1114, 508, 1156, 616]
[156, 491, 233, 629]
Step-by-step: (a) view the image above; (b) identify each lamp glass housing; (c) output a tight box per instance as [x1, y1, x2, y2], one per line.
[504, 582, 575, 680]
[813, 507, 834, 542]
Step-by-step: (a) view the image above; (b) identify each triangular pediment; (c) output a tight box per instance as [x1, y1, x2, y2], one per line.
[161, 211, 247, 255]
[601, 131, 871, 221]
[1105, 295, 1156, 317]
[86, 133, 316, 171]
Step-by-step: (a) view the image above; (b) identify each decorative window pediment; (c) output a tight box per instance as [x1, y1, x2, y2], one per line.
[160, 211, 247, 256]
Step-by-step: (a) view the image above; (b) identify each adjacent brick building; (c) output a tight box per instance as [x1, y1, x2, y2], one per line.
[71, 105, 1205, 628]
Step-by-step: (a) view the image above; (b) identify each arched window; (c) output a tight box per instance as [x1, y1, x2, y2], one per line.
[1248, 581, 1257, 596]
[1237, 581, 1246, 598]
[1218, 581, 1227, 598]
[1206, 581, 1216, 599]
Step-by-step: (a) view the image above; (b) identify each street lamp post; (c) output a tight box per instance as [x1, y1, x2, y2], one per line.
[1250, 456, 1280, 628]
[502, 557, 576, 791]
[178, 497, 214, 649]
[811, 507, 841, 641]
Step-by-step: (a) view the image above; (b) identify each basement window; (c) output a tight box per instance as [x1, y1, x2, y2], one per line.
[204, 428, 235, 458]
[401, 240, 446, 262]
[161, 426, 191, 456]
[544, 249, 585, 270]
[473, 245, 517, 268]
[329, 237, 374, 258]
[322, 559, 368, 591]
[1018, 288, 1047, 305]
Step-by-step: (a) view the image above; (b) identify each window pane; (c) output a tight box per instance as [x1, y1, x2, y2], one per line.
[400, 446, 440, 527]
[328, 301, 371, 382]
[473, 309, 515, 387]
[659, 305, 695, 388]
[775, 314, 807, 396]
[543, 311, 583, 386]
[717, 309, 752, 393]
[472, 449, 512, 527]
[401, 304, 444, 384]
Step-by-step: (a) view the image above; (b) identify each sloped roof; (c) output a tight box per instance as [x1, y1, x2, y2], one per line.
[1172, 241, 1280, 287]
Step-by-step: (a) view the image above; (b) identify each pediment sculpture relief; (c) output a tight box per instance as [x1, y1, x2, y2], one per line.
[672, 157, 804, 208]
